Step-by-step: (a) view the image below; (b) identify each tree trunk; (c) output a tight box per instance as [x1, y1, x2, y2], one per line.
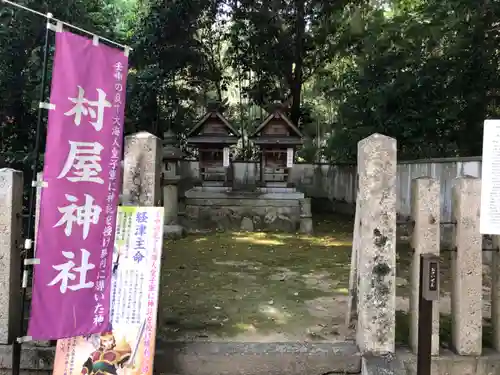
[290, 0, 305, 125]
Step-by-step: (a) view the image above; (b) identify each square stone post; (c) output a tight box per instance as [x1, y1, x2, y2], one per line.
[0, 168, 23, 344]
[355, 133, 397, 354]
[451, 177, 482, 355]
[223, 146, 231, 187]
[299, 198, 313, 234]
[162, 130, 184, 239]
[122, 132, 162, 206]
[163, 179, 179, 225]
[410, 177, 440, 355]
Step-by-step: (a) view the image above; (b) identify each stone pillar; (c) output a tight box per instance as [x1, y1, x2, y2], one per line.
[0, 168, 23, 344]
[122, 132, 162, 206]
[223, 146, 231, 187]
[162, 130, 184, 239]
[451, 177, 482, 355]
[163, 183, 178, 225]
[299, 198, 313, 234]
[410, 177, 440, 355]
[286, 148, 294, 187]
[355, 133, 397, 354]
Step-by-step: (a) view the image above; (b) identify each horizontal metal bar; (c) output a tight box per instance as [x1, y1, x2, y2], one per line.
[396, 220, 456, 226]
[396, 220, 415, 226]
[440, 221, 457, 225]
[441, 247, 499, 252]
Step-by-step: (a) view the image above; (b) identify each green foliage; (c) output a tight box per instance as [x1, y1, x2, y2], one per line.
[0, 0, 118, 170]
[124, 0, 234, 136]
[226, 0, 363, 124]
[319, 0, 500, 161]
[1, 0, 498, 168]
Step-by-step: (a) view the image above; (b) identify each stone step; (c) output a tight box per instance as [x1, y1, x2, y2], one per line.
[0, 341, 361, 375]
[155, 341, 361, 375]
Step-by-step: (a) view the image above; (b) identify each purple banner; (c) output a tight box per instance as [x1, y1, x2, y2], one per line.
[28, 31, 128, 339]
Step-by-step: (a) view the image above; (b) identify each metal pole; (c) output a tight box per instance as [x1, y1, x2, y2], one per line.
[2, 0, 131, 51]
[417, 254, 433, 375]
[12, 15, 52, 375]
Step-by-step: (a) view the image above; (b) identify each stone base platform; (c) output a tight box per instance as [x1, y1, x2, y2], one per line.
[182, 186, 305, 232]
[9, 342, 500, 375]
[164, 224, 185, 239]
[0, 341, 360, 375]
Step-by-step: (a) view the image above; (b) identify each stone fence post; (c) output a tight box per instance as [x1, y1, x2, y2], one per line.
[355, 134, 397, 354]
[451, 177, 482, 355]
[299, 198, 313, 234]
[162, 129, 184, 239]
[122, 132, 162, 206]
[409, 177, 440, 355]
[0, 168, 23, 344]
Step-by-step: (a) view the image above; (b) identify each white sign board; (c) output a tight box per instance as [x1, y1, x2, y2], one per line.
[223, 147, 230, 167]
[53, 206, 165, 375]
[286, 148, 294, 168]
[480, 120, 500, 234]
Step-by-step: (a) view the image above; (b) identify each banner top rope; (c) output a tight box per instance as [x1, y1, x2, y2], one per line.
[1, 0, 132, 52]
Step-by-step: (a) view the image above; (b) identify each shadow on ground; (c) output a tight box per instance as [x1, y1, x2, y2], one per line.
[158, 214, 354, 342]
[158, 213, 494, 346]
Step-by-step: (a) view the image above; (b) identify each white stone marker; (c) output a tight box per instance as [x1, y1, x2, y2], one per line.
[410, 177, 440, 355]
[451, 177, 482, 355]
[355, 133, 397, 354]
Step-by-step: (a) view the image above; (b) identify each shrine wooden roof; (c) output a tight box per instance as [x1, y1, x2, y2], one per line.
[250, 109, 304, 139]
[186, 111, 240, 138]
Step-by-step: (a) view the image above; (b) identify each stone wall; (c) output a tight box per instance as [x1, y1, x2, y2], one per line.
[182, 188, 304, 232]
[178, 157, 483, 223]
[331, 157, 483, 222]
[176, 157, 483, 247]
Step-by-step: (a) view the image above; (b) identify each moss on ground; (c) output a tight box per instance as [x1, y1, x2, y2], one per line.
[158, 213, 492, 346]
[158, 214, 354, 341]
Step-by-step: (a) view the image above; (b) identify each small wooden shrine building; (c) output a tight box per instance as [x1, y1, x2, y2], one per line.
[250, 107, 304, 187]
[186, 109, 240, 186]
